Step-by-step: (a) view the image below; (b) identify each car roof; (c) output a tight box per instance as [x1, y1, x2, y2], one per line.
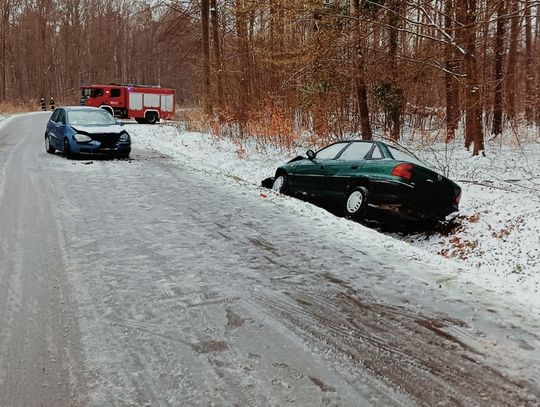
[335, 140, 387, 145]
[60, 106, 105, 112]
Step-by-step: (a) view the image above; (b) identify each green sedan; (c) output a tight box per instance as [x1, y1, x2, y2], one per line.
[270, 140, 461, 223]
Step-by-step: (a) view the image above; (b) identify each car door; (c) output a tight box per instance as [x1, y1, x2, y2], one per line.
[54, 109, 67, 146]
[47, 109, 62, 148]
[291, 142, 348, 196]
[324, 142, 374, 197]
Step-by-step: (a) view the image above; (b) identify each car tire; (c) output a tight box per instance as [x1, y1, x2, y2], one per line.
[63, 138, 73, 159]
[343, 186, 368, 219]
[145, 112, 158, 124]
[272, 174, 288, 194]
[45, 134, 55, 154]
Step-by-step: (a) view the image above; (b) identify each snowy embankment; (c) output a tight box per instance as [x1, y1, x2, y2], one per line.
[0, 114, 12, 128]
[128, 122, 540, 312]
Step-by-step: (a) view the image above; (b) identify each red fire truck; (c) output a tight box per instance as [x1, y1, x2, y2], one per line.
[80, 84, 175, 124]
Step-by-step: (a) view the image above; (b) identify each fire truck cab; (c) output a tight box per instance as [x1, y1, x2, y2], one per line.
[81, 84, 175, 124]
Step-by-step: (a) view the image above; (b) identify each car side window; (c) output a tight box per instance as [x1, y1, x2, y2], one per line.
[57, 110, 66, 125]
[338, 142, 373, 160]
[370, 145, 383, 159]
[50, 109, 60, 123]
[111, 88, 121, 98]
[316, 142, 348, 159]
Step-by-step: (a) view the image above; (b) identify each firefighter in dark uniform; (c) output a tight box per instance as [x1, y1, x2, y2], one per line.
[49, 97, 55, 110]
[40, 97, 46, 111]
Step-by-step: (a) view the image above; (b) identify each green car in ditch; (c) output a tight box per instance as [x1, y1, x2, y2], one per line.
[270, 140, 461, 223]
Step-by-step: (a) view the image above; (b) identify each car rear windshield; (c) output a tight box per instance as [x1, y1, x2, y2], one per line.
[387, 146, 426, 166]
[68, 110, 117, 126]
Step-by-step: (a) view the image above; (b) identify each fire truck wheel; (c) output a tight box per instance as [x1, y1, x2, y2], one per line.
[100, 106, 114, 116]
[135, 118, 147, 124]
[145, 111, 159, 124]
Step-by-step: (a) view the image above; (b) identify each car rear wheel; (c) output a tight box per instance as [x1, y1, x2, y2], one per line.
[63, 138, 73, 159]
[344, 187, 368, 219]
[45, 134, 55, 154]
[272, 174, 288, 194]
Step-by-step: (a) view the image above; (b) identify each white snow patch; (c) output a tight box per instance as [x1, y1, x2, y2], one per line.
[0, 114, 13, 129]
[128, 123, 540, 312]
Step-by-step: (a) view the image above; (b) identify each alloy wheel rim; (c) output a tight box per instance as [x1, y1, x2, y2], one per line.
[346, 191, 363, 213]
[272, 176, 284, 192]
[45, 137, 50, 150]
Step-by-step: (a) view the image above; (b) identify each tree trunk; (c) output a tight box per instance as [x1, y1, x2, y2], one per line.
[201, 0, 212, 114]
[388, 0, 402, 140]
[506, 0, 520, 119]
[492, 0, 506, 137]
[444, 0, 459, 141]
[0, 0, 8, 102]
[235, 0, 250, 122]
[524, 0, 533, 124]
[210, 0, 223, 113]
[350, 0, 372, 140]
[463, 0, 484, 155]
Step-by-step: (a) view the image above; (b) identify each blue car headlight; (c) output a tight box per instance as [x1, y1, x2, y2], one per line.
[73, 133, 92, 143]
[119, 132, 130, 142]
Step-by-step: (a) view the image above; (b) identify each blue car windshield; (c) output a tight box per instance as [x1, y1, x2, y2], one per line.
[68, 110, 117, 126]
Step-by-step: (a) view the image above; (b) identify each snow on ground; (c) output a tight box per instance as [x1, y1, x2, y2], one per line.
[128, 122, 540, 314]
[0, 114, 13, 128]
[401, 135, 540, 311]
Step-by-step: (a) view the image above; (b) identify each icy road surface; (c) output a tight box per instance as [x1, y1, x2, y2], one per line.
[1, 113, 539, 406]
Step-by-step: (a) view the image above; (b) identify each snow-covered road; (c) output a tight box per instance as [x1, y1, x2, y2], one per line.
[1, 113, 539, 406]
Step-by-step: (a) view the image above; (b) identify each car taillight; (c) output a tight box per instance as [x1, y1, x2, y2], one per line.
[391, 163, 413, 180]
[455, 190, 461, 204]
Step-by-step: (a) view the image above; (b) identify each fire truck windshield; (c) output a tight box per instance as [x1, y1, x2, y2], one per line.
[81, 88, 91, 98]
[91, 88, 103, 98]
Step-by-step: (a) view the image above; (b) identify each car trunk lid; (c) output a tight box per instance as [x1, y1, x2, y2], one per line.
[412, 165, 461, 209]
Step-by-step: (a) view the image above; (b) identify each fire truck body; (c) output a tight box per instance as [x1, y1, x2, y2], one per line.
[81, 84, 175, 124]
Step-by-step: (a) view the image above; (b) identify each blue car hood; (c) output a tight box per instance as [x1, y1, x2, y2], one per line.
[71, 124, 124, 134]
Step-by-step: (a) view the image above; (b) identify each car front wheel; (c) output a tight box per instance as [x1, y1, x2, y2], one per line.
[344, 186, 368, 219]
[63, 138, 73, 159]
[45, 134, 55, 154]
[272, 174, 288, 194]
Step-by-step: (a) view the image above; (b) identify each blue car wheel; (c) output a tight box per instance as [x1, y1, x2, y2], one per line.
[45, 134, 55, 154]
[63, 138, 73, 159]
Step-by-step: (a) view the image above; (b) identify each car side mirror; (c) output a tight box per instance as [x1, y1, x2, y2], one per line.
[306, 149, 315, 160]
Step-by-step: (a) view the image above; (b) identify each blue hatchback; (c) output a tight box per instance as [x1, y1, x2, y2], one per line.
[45, 107, 131, 158]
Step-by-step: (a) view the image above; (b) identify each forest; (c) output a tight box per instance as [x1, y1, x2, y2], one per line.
[1, 0, 539, 154]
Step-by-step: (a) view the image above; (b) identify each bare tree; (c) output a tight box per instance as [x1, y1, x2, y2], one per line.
[201, 0, 212, 114]
[506, 0, 520, 119]
[462, 0, 484, 154]
[492, 0, 506, 137]
[350, 0, 372, 140]
[444, 0, 460, 141]
[524, 0, 533, 124]
[210, 0, 223, 113]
